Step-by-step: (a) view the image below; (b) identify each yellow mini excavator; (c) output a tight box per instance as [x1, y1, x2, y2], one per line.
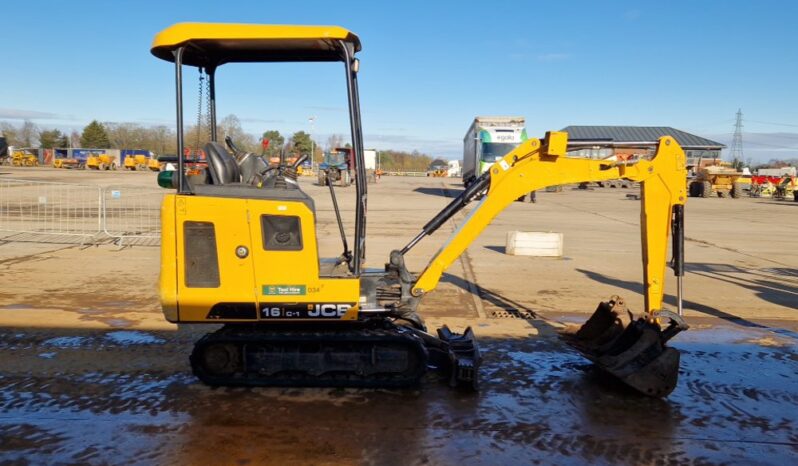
[152, 23, 689, 396]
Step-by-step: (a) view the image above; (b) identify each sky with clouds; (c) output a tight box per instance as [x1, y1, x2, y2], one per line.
[1, 0, 797, 162]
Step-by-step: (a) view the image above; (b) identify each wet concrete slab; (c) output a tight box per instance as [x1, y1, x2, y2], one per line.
[0, 318, 795, 465]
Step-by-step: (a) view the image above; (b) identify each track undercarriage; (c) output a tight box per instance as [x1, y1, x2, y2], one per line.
[190, 321, 480, 389]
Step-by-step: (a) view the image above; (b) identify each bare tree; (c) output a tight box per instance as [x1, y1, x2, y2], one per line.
[70, 130, 81, 148]
[216, 114, 256, 152]
[0, 122, 19, 145]
[326, 134, 344, 151]
[19, 120, 40, 147]
[105, 122, 146, 149]
[150, 125, 175, 155]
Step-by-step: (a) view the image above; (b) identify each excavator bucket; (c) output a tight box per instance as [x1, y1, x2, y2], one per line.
[561, 296, 688, 397]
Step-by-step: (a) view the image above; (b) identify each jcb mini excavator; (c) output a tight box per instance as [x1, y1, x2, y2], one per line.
[153, 23, 688, 397]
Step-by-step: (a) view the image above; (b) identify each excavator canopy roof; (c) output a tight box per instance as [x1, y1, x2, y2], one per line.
[151, 23, 361, 67]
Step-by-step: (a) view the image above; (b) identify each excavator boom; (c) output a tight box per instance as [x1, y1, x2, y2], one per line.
[392, 131, 689, 396]
[409, 132, 686, 313]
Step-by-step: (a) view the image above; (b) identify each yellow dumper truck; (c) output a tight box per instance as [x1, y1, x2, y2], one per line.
[86, 153, 117, 170]
[689, 165, 744, 198]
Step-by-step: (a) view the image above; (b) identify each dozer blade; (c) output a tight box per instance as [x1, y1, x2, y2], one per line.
[561, 295, 688, 397]
[406, 325, 481, 390]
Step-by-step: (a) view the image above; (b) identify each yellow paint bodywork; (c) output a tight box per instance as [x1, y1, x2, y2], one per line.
[86, 154, 116, 170]
[160, 193, 360, 323]
[10, 151, 38, 167]
[160, 132, 686, 323]
[53, 158, 80, 169]
[151, 23, 361, 65]
[412, 131, 686, 316]
[124, 154, 153, 170]
[736, 175, 751, 187]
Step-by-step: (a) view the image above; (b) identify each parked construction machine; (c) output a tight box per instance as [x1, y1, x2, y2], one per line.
[152, 23, 688, 397]
[427, 160, 449, 177]
[751, 174, 796, 200]
[318, 147, 353, 187]
[149, 158, 163, 171]
[0, 137, 8, 165]
[53, 158, 84, 169]
[9, 149, 40, 167]
[689, 165, 744, 198]
[86, 153, 117, 170]
[124, 154, 161, 171]
[772, 175, 796, 200]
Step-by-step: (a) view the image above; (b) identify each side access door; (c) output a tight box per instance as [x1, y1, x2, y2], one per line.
[173, 195, 258, 322]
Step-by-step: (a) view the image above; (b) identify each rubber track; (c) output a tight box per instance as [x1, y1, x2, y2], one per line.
[190, 324, 429, 388]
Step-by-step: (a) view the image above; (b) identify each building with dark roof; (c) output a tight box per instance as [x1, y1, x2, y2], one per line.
[561, 126, 725, 167]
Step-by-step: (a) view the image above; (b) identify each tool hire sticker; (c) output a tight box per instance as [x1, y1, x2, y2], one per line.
[262, 285, 306, 296]
[259, 303, 354, 319]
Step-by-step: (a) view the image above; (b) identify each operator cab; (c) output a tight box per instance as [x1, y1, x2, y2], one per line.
[153, 23, 367, 323]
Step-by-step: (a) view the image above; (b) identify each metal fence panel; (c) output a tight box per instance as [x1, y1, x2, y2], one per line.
[384, 171, 428, 177]
[101, 185, 163, 246]
[0, 178, 102, 243]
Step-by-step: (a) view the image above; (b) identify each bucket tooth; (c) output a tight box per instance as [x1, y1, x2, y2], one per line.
[570, 295, 632, 350]
[561, 296, 688, 397]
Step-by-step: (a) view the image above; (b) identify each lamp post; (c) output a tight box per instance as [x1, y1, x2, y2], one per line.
[308, 116, 316, 172]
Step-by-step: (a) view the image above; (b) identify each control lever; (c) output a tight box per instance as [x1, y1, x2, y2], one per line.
[292, 153, 309, 169]
[224, 136, 239, 154]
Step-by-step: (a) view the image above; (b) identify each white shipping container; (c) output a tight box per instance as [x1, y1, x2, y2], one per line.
[363, 149, 377, 170]
[757, 167, 796, 177]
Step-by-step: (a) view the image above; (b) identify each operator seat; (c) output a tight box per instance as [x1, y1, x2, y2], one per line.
[205, 142, 240, 184]
[193, 141, 316, 213]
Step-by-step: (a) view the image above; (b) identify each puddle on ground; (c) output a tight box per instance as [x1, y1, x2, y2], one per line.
[674, 325, 797, 351]
[99, 301, 138, 309]
[104, 318, 135, 328]
[0, 303, 34, 310]
[40, 336, 90, 348]
[0, 322, 795, 465]
[104, 331, 164, 346]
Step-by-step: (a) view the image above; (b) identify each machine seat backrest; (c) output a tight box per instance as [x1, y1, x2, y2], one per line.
[205, 142, 240, 185]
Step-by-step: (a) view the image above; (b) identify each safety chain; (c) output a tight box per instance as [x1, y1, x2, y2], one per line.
[206, 70, 213, 141]
[195, 68, 205, 153]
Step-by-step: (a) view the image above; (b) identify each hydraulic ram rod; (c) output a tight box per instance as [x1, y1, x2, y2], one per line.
[400, 140, 664, 256]
[671, 205, 685, 316]
[400, 173, 490, 255]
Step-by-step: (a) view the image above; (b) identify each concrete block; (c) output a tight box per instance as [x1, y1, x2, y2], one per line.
[506, 231, 563, 257]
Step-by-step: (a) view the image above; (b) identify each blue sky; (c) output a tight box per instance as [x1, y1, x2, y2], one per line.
[1, 0, 797, 161]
